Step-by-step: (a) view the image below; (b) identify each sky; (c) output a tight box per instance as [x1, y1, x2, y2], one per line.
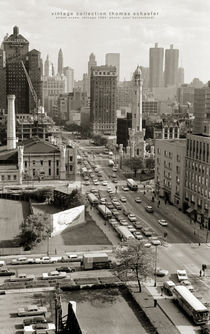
[0, 0, 210, 83]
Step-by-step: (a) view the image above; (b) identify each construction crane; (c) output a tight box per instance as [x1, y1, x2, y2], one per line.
[21, 60, 43, 113]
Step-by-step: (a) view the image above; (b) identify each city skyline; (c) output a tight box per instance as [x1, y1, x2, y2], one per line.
[0, 0, 209, 83]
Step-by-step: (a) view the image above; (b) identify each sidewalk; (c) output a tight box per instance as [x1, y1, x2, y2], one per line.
[142, 190, 208, 243]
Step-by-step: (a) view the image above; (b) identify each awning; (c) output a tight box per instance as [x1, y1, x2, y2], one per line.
[186, 208, 194, 214]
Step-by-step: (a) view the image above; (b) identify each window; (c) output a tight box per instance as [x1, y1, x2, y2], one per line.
[24, 161, 27, 168]
[49, 169, 51, 176]
[13, 175, 17, 181]
[40, 160, 43, 166]
[33, 160, 35, 165]
[70, 165, 73, 171]
[56, 168, 59, 176]
[56, 160, 59, 167]
[69, 156, 73, 162]
[49, 160, 51, 166]
[33, 169, 36, 176]
[1, 175, 4, 181]
[8, 175, 11, 181]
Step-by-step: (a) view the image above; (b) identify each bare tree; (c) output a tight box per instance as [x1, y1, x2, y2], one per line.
[113, 241, 154, 292]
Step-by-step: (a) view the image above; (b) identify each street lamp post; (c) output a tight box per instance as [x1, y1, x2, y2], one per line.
[154, 245, 159, 287]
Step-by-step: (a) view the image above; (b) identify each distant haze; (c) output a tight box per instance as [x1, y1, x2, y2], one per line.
[0, 0, 209, 83]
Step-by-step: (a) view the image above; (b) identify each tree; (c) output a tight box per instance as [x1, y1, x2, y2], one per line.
[124, 157, 144, 177]
[113, 241, 154, 292]
[145, 158, 155, 172]
[19, 213, 51, 250]
[92, 134, 108, 146]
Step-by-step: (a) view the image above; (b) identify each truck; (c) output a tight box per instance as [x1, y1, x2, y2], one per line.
[82, 253, 111, 270]
[116, 226, 135, 241]
[108, 159, 114, 167]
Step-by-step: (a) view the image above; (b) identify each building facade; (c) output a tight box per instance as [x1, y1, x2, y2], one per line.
[155, 139, 186, 208]
[63, 66, 74, 93]
[149, 43, 164, 88]
[43, 76, 65, 118]
[57, 49, 63, 76]
[193, 83, 210, 135]
[90, 65, 117, 136]
[87, 53, 97, 97]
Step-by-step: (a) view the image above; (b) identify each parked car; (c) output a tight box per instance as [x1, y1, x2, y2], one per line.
[10, 273, 35, 282]
[128, 214, 137, 222]
[23, 315, 47, 326]
[122, 186, 129, 191]
[0, 268, 15, 276]
[123, 209, 129, 216]
[145, 206, 153, 213]
[133, 222, 143, 229]
[102, 181, 108, 186]
[133, 232, 143, 240]
[120, 197, 127, 203]
[11, 257, 34, 265]
[151, 239, 161, 246]
[42, 271, 66, 280]
[35, 257, 55, 264]
[56, 266, 75, 273]
[158, 219, 168, 227]
[18, 305, 47, 317]
[135, 197, 142, 203]
[177, 269, 188, 281]
[23, 322, 55, 333]
[163, 280, 176, 296]
[142, 227, 153, 237]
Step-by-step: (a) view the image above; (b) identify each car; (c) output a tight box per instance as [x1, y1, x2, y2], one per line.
[11, 257, 34, 265]
[18, 305, 47, 317]
[35, 257, 55, 264]
[23, 322, 55, 333]
[112, 167, 118, 172]
[123, 209, 129, 216]
[9, 273, 35, 282]
[142, 228, 153, 237]
[116, 215, 124, 222]
[128, 226, 137, 233]
[120, 197, 127, 203]
[151, 239, 161, 246]
[128, 214, 137, 222]
[135, 197, 142, 203]
[180, 280, 194, 291]
[144, 242, 152, 248]
[120, 221, 129, 226]
[23, 315, 47, 326]
[145, 206, 153, 213]
[177, 269, 188, 281]
[0, 268, 15, 276]
[112, 197, 118, 202]
[122, 186, 129, 191]
[155, 268, 169, 277]
[56, 266, 75, 273]
[102, 181, 108, 186]
[114, 202, 122, 210]
[113, 179, 118, 183]
[133, 222, 143, 229]
[133, 232, 143, 240]
[84, 180, 90, 186]
[158, 219, 168, 226]
[106, 202, 114, 209]
[42, 271, 66, 280]
[163, 280, 176, 296]
[100, 198, 107, 205]
[93, 181, 99, 186]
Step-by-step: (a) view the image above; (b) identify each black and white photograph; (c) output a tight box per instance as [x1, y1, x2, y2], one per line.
[0, 0, 210, 333]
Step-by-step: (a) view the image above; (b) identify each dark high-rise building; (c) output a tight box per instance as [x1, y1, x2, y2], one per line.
[90, 65, 117, 136]
[1, 26, 42, 114]
[87, 53, 97, 97]
[149, 43, 164, 88]
[117, 113, 132, 147]
[57, 48, 63, 76]
[164, 44, 179, 87]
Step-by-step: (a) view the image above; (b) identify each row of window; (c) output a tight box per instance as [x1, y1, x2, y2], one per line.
[1, 174, 17, 181]
[185, 192, 210, 207]
[187, 138, 210, 162]
[185, 160, 209, 175]
[185, 172, 209, 186]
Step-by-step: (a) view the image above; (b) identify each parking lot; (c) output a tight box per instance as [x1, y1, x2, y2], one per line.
[0, 291, 55, 334]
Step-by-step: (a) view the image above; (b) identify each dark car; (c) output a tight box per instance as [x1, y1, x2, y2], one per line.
[0, 268, 15, 276]
[23, 315, 47, 326]
[56, 266, 75, 273]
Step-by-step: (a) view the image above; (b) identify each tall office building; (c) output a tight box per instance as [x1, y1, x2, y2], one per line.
[0, 49, 6, 111]
[44, 55, 50, 76]
[193, 83, 210, 135]
[149, 43, 164, 88]
[90, 65, 117, 136]
[164, 45, 179, 87]
[140, 66, 149, 88]
[178, 67, 184, 86]
[105, 53, 120, 81]
[63, 66, 74, 93]
[57, 48, 63, 76]
[1, 26, 42, 114]
[87, 53, 97, 97]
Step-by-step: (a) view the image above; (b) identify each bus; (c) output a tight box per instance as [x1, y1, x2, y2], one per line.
[173, 286, 209, 324]
[116, 226, 135, 241]
[87, 193, 99, 206]
[127, 179, 138, 191]
[97, 204, 112, 219]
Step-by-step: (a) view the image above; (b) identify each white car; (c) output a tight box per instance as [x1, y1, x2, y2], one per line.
[18, 305, 47, 317]
[128, 214, 137, 222]
[11, 257, 34, 265]
[177, 269, 188, 281]
[180, 280, 194, 292]
[151, 239, 161, 246]
[158, 219, 168, 227]
[120, 197, 127, 203]
[24, 322, 55, 334]
[144, 242, 152, 248]
[102, 181, 108, 186]
[35, 257, 55, 264]
[122, 186, 129, 191]
[133, 232, 143, 240]
[42, 271, 66, 280]
[135, 197, 142, 203]
[10, 273, 35, 282]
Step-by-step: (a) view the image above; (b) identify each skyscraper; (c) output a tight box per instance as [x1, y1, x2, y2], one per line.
[90, 65, 117, 136]
[57, 48, 63, 76]
[164, 44, 179, 87]
[87, 53, 97, 97]
[44, 55, 50, 76]
[63, 66, 74, 93]
[177, 67, 184, 86]
[193, 82, 210, 135]
[1, 26, 42, 114]
[149, 43, 164, 88]
[105, 53, 120, 81]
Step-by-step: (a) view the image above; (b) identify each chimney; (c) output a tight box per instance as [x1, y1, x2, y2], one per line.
[7, 95, 16, 150]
